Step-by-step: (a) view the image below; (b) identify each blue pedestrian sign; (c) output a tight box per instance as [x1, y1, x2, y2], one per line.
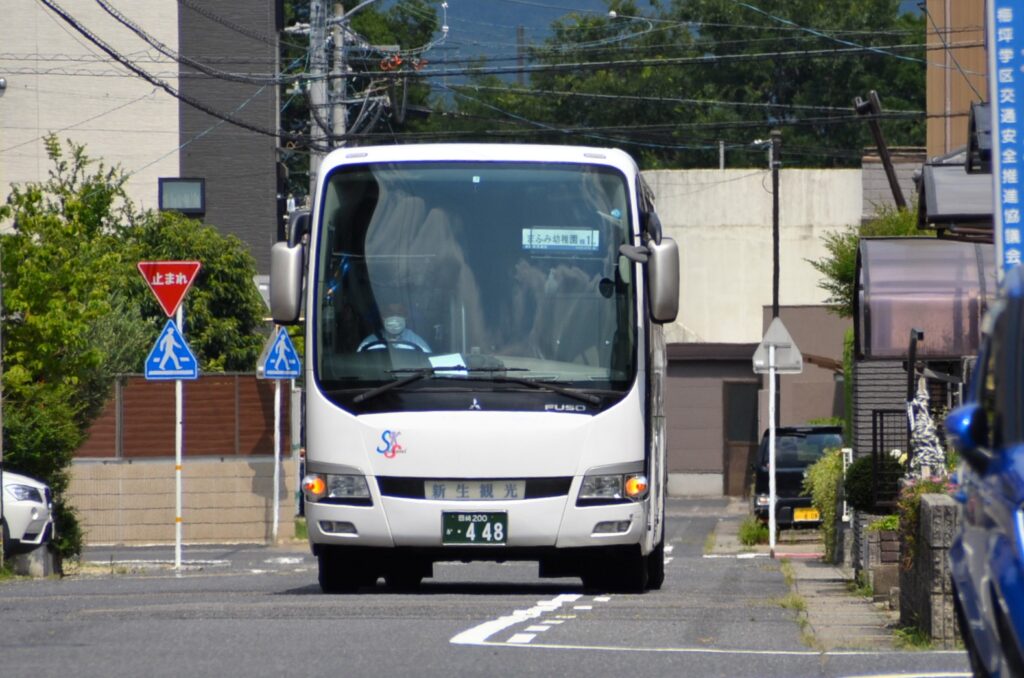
[145, 320, 199, 380]
[261, 329, 301, 379]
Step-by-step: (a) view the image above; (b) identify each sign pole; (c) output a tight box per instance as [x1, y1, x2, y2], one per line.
[175, 304, 184, 571]
[768, 345, 777, 559]
[137, 260, 201, 572]
[273, 375, 281, 543]
[257, 327, 302, 544]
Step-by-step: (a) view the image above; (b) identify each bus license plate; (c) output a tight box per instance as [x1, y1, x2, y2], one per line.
[442, 512, 507, 545]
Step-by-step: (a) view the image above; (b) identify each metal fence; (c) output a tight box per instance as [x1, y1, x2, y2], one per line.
[871, 408, 908, 510]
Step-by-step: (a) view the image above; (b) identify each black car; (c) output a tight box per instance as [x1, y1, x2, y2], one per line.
[752, 426, 844, 526]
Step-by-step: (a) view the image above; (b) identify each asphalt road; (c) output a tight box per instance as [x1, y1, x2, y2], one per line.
[1, 499, 971, 678]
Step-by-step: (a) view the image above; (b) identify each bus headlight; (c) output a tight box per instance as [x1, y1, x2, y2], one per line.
[303, 473, 371, 504]
[578, 473, 648, 505]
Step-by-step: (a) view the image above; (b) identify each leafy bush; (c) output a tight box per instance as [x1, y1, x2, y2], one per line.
[844, 454, 902, 513]
[738, 515, 769, 546]
[897, 477, 953, 571]
[867, 514, 900, 532]
[804, 448, 844, 561]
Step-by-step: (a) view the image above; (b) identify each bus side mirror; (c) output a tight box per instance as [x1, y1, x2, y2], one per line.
[641, 210, 663, 245]
[647, 237, 679, 323]
[270, 241, 304, 324]
[287, 210, 310, 247]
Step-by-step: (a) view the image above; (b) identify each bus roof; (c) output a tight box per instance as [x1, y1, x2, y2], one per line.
[319, 143, 640, 175]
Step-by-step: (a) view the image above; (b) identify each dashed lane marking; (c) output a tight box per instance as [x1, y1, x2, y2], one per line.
[450, 593, 582, 646]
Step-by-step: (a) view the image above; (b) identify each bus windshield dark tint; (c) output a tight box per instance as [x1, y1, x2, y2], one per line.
[314, 161, 637, 397]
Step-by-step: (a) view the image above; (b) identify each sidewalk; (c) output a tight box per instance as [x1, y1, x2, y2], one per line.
[708, 498, 898, 652]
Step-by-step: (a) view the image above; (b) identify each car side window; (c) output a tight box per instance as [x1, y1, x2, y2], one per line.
[980, 309, 1010, 450]
[979, 339, 997, 450]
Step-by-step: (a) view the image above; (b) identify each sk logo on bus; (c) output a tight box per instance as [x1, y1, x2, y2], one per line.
[376, 430, 404, 458]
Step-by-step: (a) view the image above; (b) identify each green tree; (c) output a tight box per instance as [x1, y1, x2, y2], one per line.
[124, 211, 266, 372]
[431, 0, 924, 168]
[0, 137, 267, 559]
[809, 205, 922, 317]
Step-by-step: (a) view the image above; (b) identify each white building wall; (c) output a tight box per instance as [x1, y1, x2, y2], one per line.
[0, 2, 180, 215]
[643, 169, 863, 344]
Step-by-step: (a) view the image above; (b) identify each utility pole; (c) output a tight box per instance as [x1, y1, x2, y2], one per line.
[331, 4, 347, 149]
[771, 129, 781, 319]
[854, 90, 907, 210]
[308, 0, 328, 200]
[770, 129, 781, 427]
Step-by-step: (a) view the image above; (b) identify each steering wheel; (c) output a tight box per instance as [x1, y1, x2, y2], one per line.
[358, 340, 425, 353]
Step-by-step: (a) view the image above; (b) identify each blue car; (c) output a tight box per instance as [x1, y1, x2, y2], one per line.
[946, 265, 1024, 677]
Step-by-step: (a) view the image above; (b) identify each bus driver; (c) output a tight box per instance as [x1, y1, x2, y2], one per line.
[357, 302, 431, 352]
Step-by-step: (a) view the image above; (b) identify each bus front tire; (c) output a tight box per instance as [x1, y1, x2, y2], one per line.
[582, 547, 649, 593]
[647, 541, 665, 590]
[317, 548, 376, 593]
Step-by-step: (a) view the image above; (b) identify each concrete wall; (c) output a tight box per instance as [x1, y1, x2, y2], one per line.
[643, 169, 862, 345]
[0, 2, 180, 214]
[69, 456, 299, 545]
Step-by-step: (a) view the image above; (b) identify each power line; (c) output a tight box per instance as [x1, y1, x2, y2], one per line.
[97, 0, 302, 86]
[450, 83, 923, 115]
[36, 0, 322, 150]
[346, 40, 964, 80]
[920, 2, 984, 99]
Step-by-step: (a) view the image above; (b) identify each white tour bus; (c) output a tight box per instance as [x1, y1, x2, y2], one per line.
[271, 144, 679, 593]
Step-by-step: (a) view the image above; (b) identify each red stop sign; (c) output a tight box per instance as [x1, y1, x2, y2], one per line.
[138, 261, 202, 317]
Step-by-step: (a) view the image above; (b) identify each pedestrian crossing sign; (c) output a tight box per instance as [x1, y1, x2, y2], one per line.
[260, 328, 301, 379]
[145, 320, 199, 380]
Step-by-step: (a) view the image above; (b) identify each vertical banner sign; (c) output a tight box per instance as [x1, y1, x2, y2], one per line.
[138, 261, 202, 571]
[989, 2, 1024, 279]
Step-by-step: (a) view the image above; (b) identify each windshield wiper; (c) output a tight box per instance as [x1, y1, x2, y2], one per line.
[480, 374, 602, 405]
[351, 366, 523, 404]
[351, 366, 602, 405]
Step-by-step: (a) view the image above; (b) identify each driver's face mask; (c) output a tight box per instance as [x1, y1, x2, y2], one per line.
[383, 315, 406, 337]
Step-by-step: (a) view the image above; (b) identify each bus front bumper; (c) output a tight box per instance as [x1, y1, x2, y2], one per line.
[305, 495, 648, 552]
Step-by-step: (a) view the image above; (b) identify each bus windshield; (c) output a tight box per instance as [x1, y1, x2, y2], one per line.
[313, 161, 638, 406]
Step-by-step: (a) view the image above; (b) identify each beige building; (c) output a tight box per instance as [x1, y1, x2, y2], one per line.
[925, 0, 987, 158]
[645, 168, 862, 496]
[1, 2, 181, 213]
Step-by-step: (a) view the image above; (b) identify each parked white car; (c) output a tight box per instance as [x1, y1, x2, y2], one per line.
[2, 470, 54, 554]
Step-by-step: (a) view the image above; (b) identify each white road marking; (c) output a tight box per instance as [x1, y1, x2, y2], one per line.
[573, 605, 593, 610]
[524, 625, 549, 632]
[450, 593, 581, 645]
[86, 559, 231, 567]
[594, 596, 611, 602]
[456, 639, 965, 657]
[507, 634, 536, 644]
[264, 557, 303, 565]
[665, 545, 674, 553]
